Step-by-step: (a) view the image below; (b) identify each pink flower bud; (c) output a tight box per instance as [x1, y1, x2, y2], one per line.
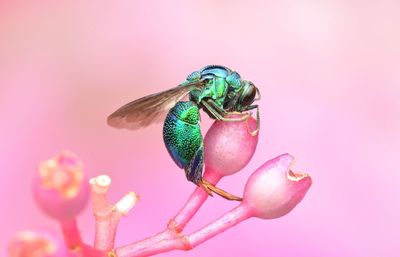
[243, 153, 312, 219]
[8, 231, 67, 257]
[204, 115, 258, 177]
[32, 151, 89, 220]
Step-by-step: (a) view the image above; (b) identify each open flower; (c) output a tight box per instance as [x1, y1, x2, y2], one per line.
[32, 151, 89, 221]
[8, 231, 66, 257]
[243, 153, 312, 219]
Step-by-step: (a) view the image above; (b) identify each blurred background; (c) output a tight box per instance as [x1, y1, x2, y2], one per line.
[1, 1, 399, 256]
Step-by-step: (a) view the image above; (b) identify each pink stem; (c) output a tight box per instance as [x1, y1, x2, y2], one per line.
[115, 204, 251, 257]
[60, 218, 108, 257]
[60, 219, 82, 250]
[81, 244, 108, 257]
[114, 169, 222, 257]
[116, 237, 188, 257]
[115, 230, 178, 257]
[109, 211, 124, 249]
[168, 168, 222, 233]
[94, 215, 112, 251]
[186, 203, 251, 247]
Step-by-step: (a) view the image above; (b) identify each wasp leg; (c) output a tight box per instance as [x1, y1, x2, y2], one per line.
[199, 181, 213, 196]
[185, 145, 204, 184]
[207, 99, 249, 120]
[240, 105, 260, 136]
[208, 99, 252, 122]
[202, 100, 249, 122]
[201, 100, 223, 120]
[200, 178, 242, 201]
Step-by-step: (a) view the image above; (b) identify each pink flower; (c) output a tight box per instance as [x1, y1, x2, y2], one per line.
[204, 114, 258, 178]
[243, 153, 312, 219]
[32, 151, 89, 220]
[8, 231, 66, 257]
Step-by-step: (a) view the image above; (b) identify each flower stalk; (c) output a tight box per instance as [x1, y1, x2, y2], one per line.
[59, 218, 82, 251]
[90, 175, 139, 251]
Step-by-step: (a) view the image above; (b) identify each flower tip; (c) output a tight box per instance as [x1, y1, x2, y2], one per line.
[115, 191, 140, 215]
[287, 169, 310, 182]
[273, 153, 295, 168]
[243, 154, 312, 220]
[90, 174, 111, 194]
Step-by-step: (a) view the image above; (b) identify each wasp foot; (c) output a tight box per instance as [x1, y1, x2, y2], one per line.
[200, 179, 242, 201]
[198, 181, 214, 196]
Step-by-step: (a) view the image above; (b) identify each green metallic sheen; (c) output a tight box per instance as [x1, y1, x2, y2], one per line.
[163, 65, 259, 185]
[186, 71, 201, 82]
[226, 72, 242, 88]
[163, 101, 203, 184]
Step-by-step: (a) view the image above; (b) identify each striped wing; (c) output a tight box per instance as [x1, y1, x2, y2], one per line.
[107, 82, 204, 130]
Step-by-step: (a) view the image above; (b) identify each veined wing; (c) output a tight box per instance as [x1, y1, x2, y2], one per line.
[107, 81, 204, 130]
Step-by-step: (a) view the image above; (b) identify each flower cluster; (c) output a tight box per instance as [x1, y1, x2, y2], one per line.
[9, 115, 312, 257]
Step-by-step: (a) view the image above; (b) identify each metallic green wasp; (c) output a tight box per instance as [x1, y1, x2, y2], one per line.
[107, 65, 260, 201]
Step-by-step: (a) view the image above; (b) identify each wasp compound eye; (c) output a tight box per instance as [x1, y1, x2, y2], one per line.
[240, 83, 257, 106]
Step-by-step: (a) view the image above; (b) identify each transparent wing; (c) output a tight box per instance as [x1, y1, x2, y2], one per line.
[107, 81, 204, 130]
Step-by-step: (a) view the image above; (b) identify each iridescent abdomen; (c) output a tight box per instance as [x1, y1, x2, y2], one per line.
[163, 101, 204, 184]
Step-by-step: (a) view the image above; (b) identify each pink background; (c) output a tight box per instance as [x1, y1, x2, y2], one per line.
[1, 1, 399, 256]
